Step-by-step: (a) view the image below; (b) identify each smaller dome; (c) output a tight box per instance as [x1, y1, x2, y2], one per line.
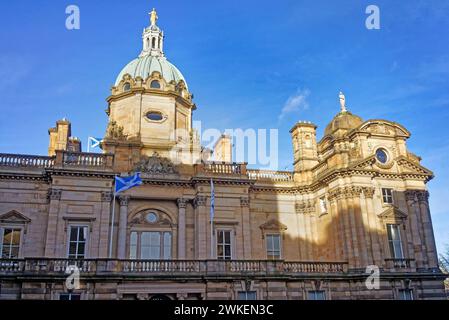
[324, 111, 363, 137]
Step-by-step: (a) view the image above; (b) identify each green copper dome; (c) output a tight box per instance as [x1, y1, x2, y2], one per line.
[115, 55, 187, 89]
[114, 9, 188, 89]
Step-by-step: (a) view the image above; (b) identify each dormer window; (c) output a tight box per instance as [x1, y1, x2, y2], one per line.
[150, 80, 161, 89]
[123, 82, 131, 92]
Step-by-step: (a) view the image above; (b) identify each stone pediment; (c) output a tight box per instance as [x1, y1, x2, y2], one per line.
[378, 206, 408, 222]
[350, 156, 376, 170]
[259, 219, 288, 231]
[0, 210, 31, 224]
[134, 152, 178, 175]
[396, 156, 433, 176]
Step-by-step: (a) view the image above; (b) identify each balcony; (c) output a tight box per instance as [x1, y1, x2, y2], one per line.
[384, 258, 416, 271]
[0, 259, 348, 278]
[197, 162, 247, 176]
[247, 169, 294, 182]
[0, 153, 54, 168]
[0, 151, 114, 172]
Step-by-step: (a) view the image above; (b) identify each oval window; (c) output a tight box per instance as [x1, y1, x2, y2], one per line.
[150, 80, 161, 89]
[146, 111, 164, 121]
[123, 82, 131, 92]
[375, 148, 388, 164]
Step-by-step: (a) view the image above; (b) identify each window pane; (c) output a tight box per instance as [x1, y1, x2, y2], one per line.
[218, 231, 223, 243]
[163, 232, 171, 259]
[81, 227, 88, 241]
[224, 231, 231, 244]
[266, 236, 273, 251]
[70, 228, 78, 241]
[77, 243, 85, 257]
[69, 243, 77, 256]
[393, 241, 404, 258]
[130, 232, 138, 259]
[10, 246, 20, 259]
[273, 236, 280, 251]
[149, 246, 160, 259]
[224, 245, 231, 258]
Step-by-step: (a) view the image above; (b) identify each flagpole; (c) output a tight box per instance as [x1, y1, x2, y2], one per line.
[210, 178, 214, 259]
[109, 191, 116, 259]
[210, 218, 213, 259]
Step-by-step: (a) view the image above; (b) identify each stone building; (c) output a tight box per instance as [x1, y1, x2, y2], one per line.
[0, 9, 446, 300]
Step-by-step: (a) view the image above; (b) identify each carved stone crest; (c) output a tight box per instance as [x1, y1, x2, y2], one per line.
[106, 120, 127, 140]
[134, 152, 178, 175]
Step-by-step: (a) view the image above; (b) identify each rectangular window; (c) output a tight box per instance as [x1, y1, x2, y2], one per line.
[237, 291, 257, 300]
[382, 188, 394, 204]
[266, 234, 281, 260]
[59, 293, 81, 300]
[308, 290, 326, 300]
[141, 232, 161, 259]
[387, 224, 404, 259]
[68, 226, 88, 259]
[398, 289, 413, 300]
[134, 231, 171, 260]
[129, 232, 138, 259]
[217, 230, 232, 260]
[0, 228, 21, 259]
[163, 232, 172, 259]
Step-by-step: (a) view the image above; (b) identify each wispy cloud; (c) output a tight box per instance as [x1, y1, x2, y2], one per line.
[278, 88, 310, 121]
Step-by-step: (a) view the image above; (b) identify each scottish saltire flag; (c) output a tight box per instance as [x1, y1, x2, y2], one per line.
[87, 137, 103, 152]
[210, 178, 215, 221]
[114, 173, 143, 194]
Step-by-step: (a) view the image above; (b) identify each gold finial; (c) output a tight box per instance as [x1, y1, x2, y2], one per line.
[339, 91, 347, 113]
[150, 8, 158, 26]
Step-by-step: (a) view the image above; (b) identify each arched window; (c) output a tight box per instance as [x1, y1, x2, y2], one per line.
[123, 82, 131, 92]
[146, 38, 150, 49]
[128, 210, 173, 260]
[158, 38, 161, 49]
[150, 80, 161, 89]
[152, 38, 156, 49]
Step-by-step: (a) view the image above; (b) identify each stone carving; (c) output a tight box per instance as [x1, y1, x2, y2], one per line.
[416, 190, 429, 203]
[328, 186, 364, 202]
[405, 190, 428, 204]
[106, 121, 127, 140]
[362, 187, 375, 199]
[240, 197, 250, 207]
[193, 195, 207, 208]
[48, 189, 62, 201]
[101, 191, 113, 202]
[295, 199, 315, 214]
[134, 152, 177, 175]
[119, 195, 130, 206]
[177, 198, 188, 209]
[259, 219, 288, 231]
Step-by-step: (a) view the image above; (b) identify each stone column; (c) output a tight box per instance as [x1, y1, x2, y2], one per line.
[240, 196, 251, 260]
[117, 195, 129, 259]
[99, 191, 113, 258]
[177, 198, 188, 260]
[362, 187, 382, 265]
[44, 189, 62, 257]
[405, 191, 424, 268]
[417, 191, 438, 268]
[193, 195, 207, 259]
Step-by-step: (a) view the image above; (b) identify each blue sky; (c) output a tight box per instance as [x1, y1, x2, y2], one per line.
[0, 0, 448, 253]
